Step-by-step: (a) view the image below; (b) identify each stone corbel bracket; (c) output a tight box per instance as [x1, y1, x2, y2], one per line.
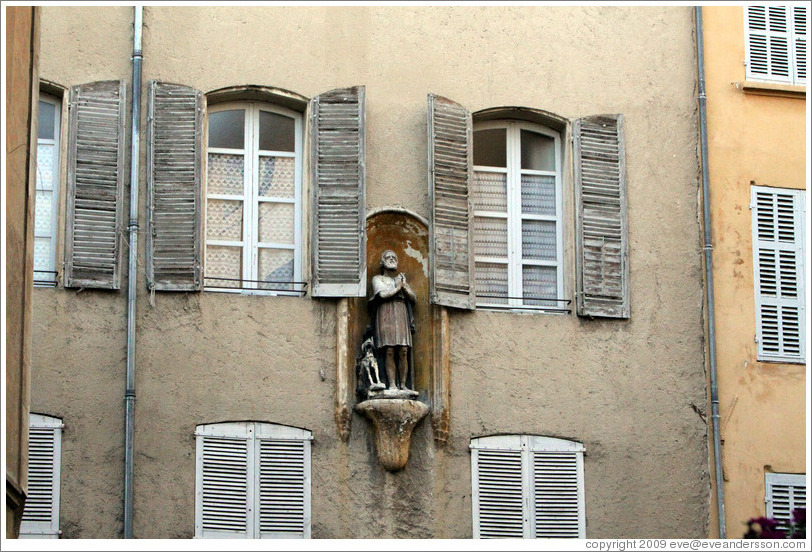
[355, 399, 430, 471]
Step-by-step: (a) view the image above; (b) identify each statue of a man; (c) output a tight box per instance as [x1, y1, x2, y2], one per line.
[370, 250, 416, 392]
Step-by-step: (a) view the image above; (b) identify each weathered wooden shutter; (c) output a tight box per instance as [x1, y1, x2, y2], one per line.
[531, 449, 585, 538]
[146, 81, 203, 290]
[256, 425, 312, 538]
[573, 114, 629, 318]
[310, 86, 366, 297]
[751, 186, 806, 362]
[19, 415, 63, 539]
[765, 473, 806, 533]
[64, 80, 126, 289]
[428, 94, 475, 310]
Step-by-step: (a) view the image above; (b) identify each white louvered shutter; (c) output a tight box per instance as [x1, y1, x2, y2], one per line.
[745, 5, 807, 85]
[196, 423, 312, 539]
[531, 448, 585, 538]
[196, 425, 252, 538]
[471, 435, 585, 539]
[310, 86, 366, 298]
[751, 187, 806, 363]
[765, 473, 806, 533]
[472, 447, 526, 538]
[146, 81, 204, 290]
[792, 7, 807, 84]
[64, 80, 126, 289]
[256, 425, 312, 538]
[428, 94, 476, 310]
[573, 115, 629, 318]
[20, 414, 63, 539]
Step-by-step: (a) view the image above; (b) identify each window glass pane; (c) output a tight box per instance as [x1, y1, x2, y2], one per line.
[475, 262, 509, 305]
[35, 191, 53, 234]
[206, 199, 243, 241]
[38, 101, 55, 140]
[258, 156, 295, 198]
[205, 245, 242, 288]
[521, 174, 556, 216]
[473, 217, 508, 258]
[258, 249, 295, 290]
[34, 237, 52, 272]
[522, 265, 558, 306]
[472, 171, 507, 213]
[207, 153, 244, 195]
[259, 111, 295, 152]
[521, 130, 555, 171]
[473, 129, 507, 167]
[258, 203, 294, 244]
[36, 144, 55, 191]
[208, 109, 245, 149]
[522, 220, 557, 261]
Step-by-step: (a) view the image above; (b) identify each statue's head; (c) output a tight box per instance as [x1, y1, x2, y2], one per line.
[380, 250, 398, 273]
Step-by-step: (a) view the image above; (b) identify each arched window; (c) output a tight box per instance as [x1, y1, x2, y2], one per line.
[205, 102, 303, 293]
[194, 421, 312, 538]
[472, 121, 563, 309]
[470, 434, 585, 538]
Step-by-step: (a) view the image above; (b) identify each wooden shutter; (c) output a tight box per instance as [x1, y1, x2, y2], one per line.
[146, 81, 203, 290]
[428, 94, 475, 310]
[765, 473, 806, 532]
[573, 114, 629, 318]
[471, 435, 585, 539]
[256, 425, 312, 538]
[19, 414, 63, 539]
[791, 7, 807, 85]
[196, 422, 311, 539]
[752, 187, 806, 363]
[310, 86, 366, 297]
[472, 446, 526, 538]
[532, 449, 585, 538]
[64, 80, 126, 289]
[195, 425, 252, 538]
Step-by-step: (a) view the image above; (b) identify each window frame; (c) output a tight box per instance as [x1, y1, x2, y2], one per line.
[765, 472, 806, 532]
[744, 5, 807, 86]
[194, 421, 312, 539]
[34, 94, 62, 287]
[204, 101, 304, 296]
[470, 434, 585, 539]
[19, 414, 63, 539]
[472, 120, 565, 311]
[751, 185, 806, 363]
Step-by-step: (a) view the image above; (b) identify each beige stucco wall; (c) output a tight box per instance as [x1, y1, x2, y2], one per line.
[700, 6, 807, 538]
[5, 5, 39, 538]
[32, 6, 708, 538]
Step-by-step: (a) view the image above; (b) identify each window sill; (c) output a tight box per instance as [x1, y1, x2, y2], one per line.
[737, 81, 806, 99]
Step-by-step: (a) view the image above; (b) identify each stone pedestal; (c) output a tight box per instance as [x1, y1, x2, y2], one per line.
[355, 399, 429, 472]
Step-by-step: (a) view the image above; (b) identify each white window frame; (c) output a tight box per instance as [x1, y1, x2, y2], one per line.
[765, 472, 806, 531]
[472, 120, 564, 312]
[34, 94, 61, 287]
[744, 5, 807, 85]
[204, 102, 303, 295]
[470, 435, 585, 539]
[194, 421, 312, 539]
[751, 186, 806, 363]
[19, 414, 63, 539]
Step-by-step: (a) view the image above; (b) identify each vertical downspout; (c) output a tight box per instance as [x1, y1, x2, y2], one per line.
[695, 6, 726, 539]
[124, 5, 142, 540]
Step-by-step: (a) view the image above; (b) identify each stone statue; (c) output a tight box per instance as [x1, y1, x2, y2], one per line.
[355, 334, 385, 400]
[370, 250, 417, 396]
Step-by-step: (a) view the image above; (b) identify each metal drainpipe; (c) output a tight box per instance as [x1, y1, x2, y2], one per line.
[695, 6, 726, 539]
[124, 5, 142, 540]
